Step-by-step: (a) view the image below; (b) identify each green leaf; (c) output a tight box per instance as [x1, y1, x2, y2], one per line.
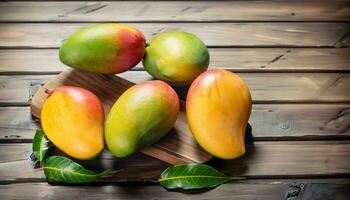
[31, 130, 51, 165]
[43, 156, 115, 183]
[158, 164, 244, 190]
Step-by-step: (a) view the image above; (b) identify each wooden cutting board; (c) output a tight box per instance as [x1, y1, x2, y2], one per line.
[30, 69, 212, 165]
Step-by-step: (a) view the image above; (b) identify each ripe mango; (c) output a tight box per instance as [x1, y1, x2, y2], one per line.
[143, 31, 209, 85]
[60, 23, 145, 74]
[186, 69, 252, 159]
[105, 81, 179, 157]
[41, 86, 105, 160]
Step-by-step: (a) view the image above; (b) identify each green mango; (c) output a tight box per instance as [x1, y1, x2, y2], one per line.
[105, 81, 179, 157]
[143, 31, 209, 85]
[59, 23, 145, 74]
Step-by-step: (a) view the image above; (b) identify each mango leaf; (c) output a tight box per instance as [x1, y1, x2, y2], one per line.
[158, 164, 244, 190]
[43, 156, 116, 183]
[31, 130, 51, 166]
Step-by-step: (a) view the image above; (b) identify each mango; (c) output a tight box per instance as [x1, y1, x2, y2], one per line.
[143, 31, 209, 85]
[41, 86, 105, 160]
[60, 23, 145, 74]
[186, 69, 252, 159]
[105, 81, 179, 157]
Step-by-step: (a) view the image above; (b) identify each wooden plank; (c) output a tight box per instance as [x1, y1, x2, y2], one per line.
[0, 75, 54, 105]
[0, 183, 287, 200]
[0, 73, 349, 104]
[0, 49, 64, 74]
[0, 141, 349, 182]
[0, 23, 349, 48]
[221, 141, 350, 178]
[1, 1, 350, 22]
[1, 183, 349, 200]
[1, 48, 350, 74]
[1, 182, 349, 200]
[0, 182, 288, 200]
[1, 104, 349, 141]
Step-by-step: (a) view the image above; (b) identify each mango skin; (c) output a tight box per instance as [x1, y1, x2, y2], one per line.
[143, 31, 209, 85]
[41, 86, 105, 160]
[60, 23, 145, 74]
[186, 69, 252, 159]
[105, 81, 179, 158]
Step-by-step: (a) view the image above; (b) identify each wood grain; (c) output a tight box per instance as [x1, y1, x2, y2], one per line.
[1, 1, 350, 22]
[221, 141, 350, 178]
[0, 183, 289, 200]
[1, 48, 350, 74]
[1, 104, 350, 142]
[1, 182, 349, 200]
[0, 141, 349, 182]
[0, 75, 54, 105]
[1, 72, 349, 105]
[0, 23, 349, 48]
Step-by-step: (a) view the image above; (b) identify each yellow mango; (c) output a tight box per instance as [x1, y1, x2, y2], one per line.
[41, 86, 104, 160]
[186, 69, 252, 159]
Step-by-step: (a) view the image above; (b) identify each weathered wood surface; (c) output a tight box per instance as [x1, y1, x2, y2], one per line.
[0, 0, 349, 197]
[1, 1, 350, 22]
[0, 142, 349, 182]
[1, 104, 350, 142]
[1, 73, 349, 105]
[1, 48, 350, 74]
[1, 23, 349, 48]
[1, 182, 349, 200]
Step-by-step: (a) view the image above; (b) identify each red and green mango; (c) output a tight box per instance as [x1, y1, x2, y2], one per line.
[60, 23, 145, 74]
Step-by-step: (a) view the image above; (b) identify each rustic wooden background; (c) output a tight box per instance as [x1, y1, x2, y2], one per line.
[0, 1, 350, 199]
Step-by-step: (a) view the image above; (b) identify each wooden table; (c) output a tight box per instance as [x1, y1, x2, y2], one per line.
[0, 1, 350, 199]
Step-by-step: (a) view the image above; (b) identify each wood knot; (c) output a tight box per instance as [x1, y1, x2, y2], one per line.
[279, 121, 291, 131]
[325, 108, 350, 133]
[285, 184, 304, 200]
